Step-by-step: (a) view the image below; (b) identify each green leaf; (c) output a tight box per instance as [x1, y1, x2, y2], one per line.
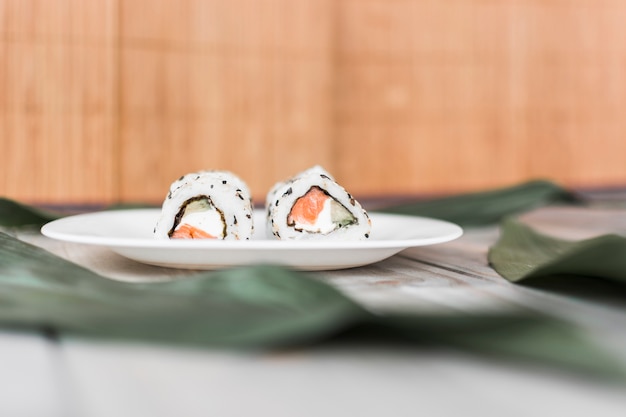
[489, 219, 626, 301]
[381, 180, 582, 227]
[0, 198, 60, 227]
[362, 313, 626, 381]
[0, 232, 623, 380]
[0, 232, 367, 348]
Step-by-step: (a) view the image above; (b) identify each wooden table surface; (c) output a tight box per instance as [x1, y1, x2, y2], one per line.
[3, 195, 626, 417]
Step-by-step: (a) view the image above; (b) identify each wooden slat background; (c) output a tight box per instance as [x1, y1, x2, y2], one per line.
[1, 0, 626, 204]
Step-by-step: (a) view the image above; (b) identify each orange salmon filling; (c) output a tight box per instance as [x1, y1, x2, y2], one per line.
[287, 186, 329, 226]
[171, 223, 217, 239]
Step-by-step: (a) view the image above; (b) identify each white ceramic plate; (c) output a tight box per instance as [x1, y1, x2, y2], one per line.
[41, 209, 463, 271]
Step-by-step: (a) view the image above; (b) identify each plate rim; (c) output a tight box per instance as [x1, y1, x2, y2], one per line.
[40, 208, 463, 250]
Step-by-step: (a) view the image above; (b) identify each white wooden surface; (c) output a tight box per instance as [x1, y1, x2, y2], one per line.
[3, 203, 626, 416]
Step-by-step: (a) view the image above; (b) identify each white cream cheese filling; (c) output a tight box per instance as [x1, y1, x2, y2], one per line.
[174, 199, 225, 239]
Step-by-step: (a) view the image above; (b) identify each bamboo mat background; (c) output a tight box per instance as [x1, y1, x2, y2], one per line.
[1, 0, 625, 204]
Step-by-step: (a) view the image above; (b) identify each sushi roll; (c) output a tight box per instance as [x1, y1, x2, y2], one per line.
[154, 170, 254, 240]
[266, 166, 371, 240]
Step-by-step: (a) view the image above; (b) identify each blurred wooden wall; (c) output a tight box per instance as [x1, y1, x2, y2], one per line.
[2, 0, 626, 204]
